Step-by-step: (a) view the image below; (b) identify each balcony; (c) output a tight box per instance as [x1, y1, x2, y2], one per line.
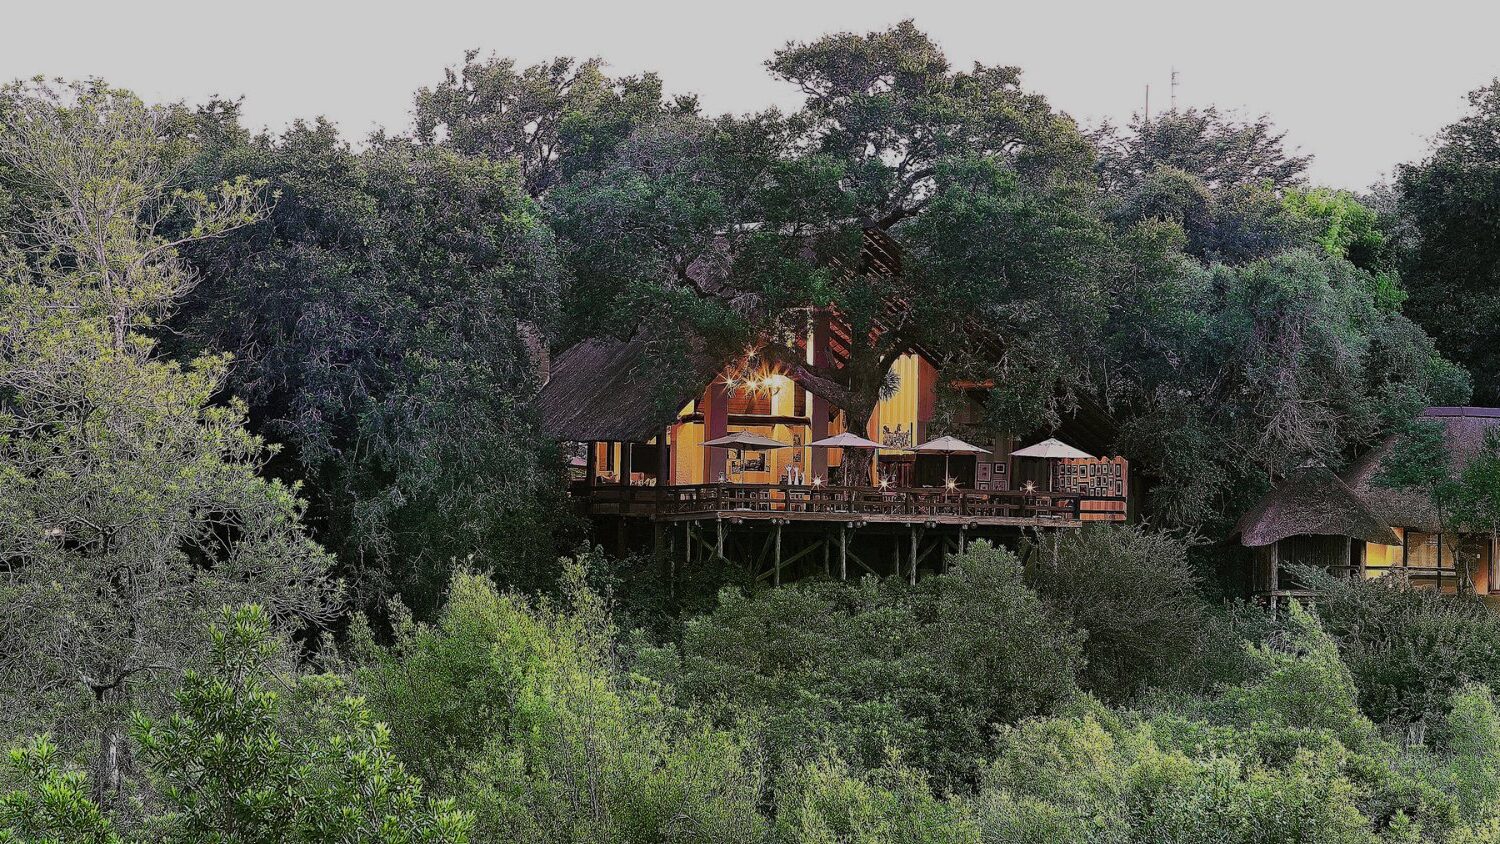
[575, 482, 1126, 527]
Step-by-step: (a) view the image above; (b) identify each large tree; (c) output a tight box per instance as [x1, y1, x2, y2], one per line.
[1397, 80, 1500, 403]
[549, 22, 1114, 482]
[173, 112, 573, 615]
[413, 52, 692, 198]
[0, 81, 336, 805]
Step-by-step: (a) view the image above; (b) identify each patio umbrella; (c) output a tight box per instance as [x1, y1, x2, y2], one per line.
[1010, 437, 1094, 492]
[808, 431, 886, 486]
[702, 431, 787, 482]
[911, 435, 990, 485]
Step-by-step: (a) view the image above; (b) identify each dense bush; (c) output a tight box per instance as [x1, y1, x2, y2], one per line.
[637, 541, 1084, 788]
[0, 606, 470, 844]
[974, 605, 1475, 844]
[354, 561, 766, 844]
[1302, 569, 1500, 733]
[1024, 525, 1252, 700]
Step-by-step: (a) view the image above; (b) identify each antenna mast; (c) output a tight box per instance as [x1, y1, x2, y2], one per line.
[1144, 84, 1150, 123]
[1170, 67, 1179, 111]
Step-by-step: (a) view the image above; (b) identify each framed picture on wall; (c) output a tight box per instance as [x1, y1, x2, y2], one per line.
[994, 461, 1007, 476]
[976, 463, 992, 482]
[977, 482, 990, 491]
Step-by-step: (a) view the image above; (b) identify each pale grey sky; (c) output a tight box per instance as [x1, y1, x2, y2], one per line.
[5, 0, 1494, 189]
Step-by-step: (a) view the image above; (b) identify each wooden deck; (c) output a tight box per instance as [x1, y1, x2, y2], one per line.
[577, 482, 1126, 527]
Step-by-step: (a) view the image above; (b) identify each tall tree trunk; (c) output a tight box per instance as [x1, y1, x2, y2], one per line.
[91, 677, 129, 808]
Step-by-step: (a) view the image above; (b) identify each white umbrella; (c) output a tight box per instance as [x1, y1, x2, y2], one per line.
[808, 432, 886, 486]
[703, 431, 787, 482]
[1010, 437, 1093, 492]
[1010, 437, 1093, 459]
[911, 435, 990, 484]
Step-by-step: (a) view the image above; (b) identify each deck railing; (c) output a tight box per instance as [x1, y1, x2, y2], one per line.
[577, 482, 1126, 523]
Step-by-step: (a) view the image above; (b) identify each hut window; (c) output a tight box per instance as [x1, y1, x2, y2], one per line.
[1405, 531, 1455, 572]
[1365, 529, 1404, 574]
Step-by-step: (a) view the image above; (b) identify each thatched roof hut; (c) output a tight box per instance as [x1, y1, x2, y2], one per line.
[1342, 407, 1500, 533]
[535, 336, 722, 443]
[1236, 463, 1400, 547]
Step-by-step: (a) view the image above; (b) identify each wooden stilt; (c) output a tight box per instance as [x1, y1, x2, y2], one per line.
[909, 526, 918, 585]
[774, 522, 783, 587]
[716, 518, 725, 561]
[823, 533, 831, 577]
[840, 525, 848, 581]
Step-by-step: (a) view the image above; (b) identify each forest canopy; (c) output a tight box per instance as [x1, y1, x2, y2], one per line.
[3, 20, 1500, 844]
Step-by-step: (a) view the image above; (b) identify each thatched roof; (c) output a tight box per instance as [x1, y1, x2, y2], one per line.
[1342, 407, 1500, 533]
[1236, 463, 1401, 547]
[536, 336, 721, 443]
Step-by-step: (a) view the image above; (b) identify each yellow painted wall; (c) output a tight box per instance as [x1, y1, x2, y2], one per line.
[872, 354, 922, 454]
[1364, 529, 1404, 574]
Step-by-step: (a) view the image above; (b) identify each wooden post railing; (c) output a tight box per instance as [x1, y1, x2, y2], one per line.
[579, 482, 1127, 523]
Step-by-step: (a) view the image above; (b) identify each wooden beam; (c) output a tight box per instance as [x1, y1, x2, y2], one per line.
[774, 523, 783, 586]
[909, 526, 918, 585]
[839, 525, 848, 580]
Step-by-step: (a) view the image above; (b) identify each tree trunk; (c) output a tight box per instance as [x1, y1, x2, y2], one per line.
[844, 404, 877, 486]
[91, 678, 129, 808]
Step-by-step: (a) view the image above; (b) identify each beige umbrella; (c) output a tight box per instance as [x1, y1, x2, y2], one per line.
[912, 435, 990, 485]
[808, 432, 888, 486]
[1010, 437, 1093, 492]
[703, 431, 787, 482]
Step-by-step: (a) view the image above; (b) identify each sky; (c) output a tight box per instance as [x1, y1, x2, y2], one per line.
[4, 0, 1496, 190]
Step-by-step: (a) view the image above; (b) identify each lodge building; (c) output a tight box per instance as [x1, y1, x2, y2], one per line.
[536, 325, 1130, 585]
[1237, 407, 1500, 602]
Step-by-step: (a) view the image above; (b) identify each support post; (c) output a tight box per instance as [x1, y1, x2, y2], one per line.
[823, 533, 831, 577]
[704, 379, 729, 482]
[716, 518, 725, 561]
[839, 525, 848, 581]
[658, 427, 672, 485]
[774, 522, 783, 587]
[619, 442, 633, 487]
[809, 312, 831, 482]
[909, 526, 919, 586]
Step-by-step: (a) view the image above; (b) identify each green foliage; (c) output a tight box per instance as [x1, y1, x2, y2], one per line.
[1096, 106, 1312, 191]
[0, 80, 335, 789]
[640, 541, 1083, 787]
[774, 756, 980, 844]
[1112, 247, 1465, 530]
[413, 52, 688, 197]
[355, 559, 765, 843]
[0, 738, 122, 844]
[175, 115, 574, 613]
[1397, 80, 1500, 403]
[977, 608, 1452, 844]
[132, 605, 471, 843]
[1024, 525, 1250, 700]
[1, 607, 470, 844]
[1304, 571, 1500, 730]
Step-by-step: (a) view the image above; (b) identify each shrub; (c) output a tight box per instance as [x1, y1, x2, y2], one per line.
[356, 561, 765, 844]
[1023, 524, 1249, 700]
[1, 605, 470, 844]
[774, 756, 979, 844]
[639, 541, 1083, 788]
[1302, 570, 1500, 731]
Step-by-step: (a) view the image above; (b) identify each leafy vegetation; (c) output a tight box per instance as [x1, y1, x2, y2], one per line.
[9, 18, 1500, 844]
